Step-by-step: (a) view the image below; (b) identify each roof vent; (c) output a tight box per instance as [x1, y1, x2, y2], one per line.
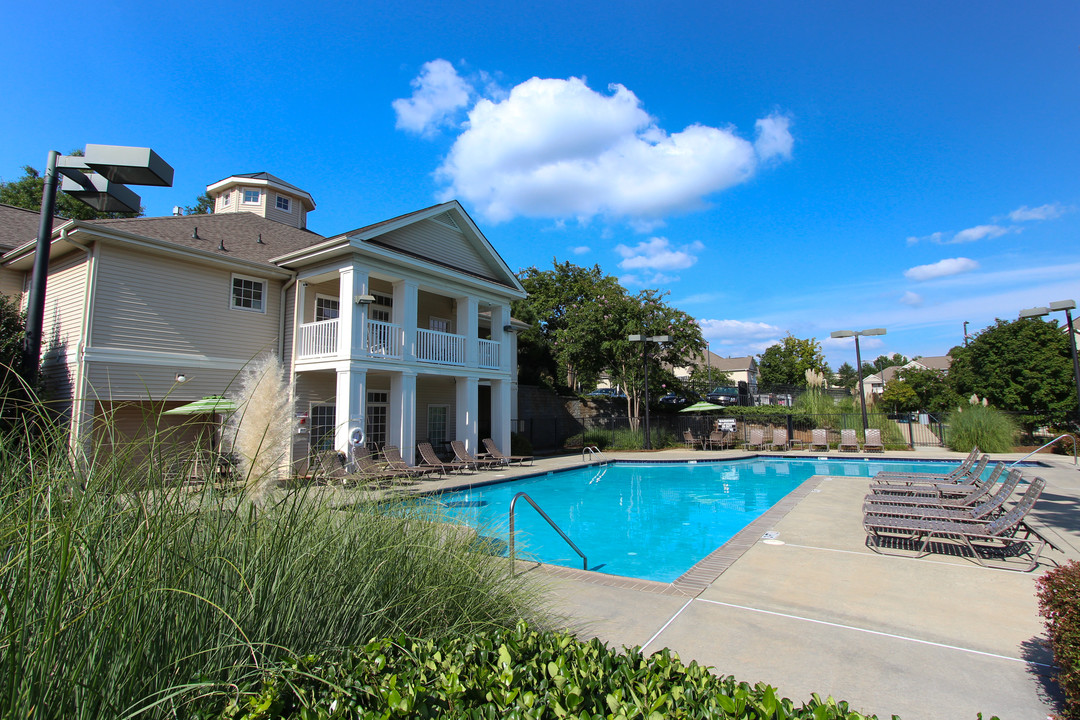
[191, 227, 199, 239]
[172, 206, 183, 216]
[432, 211, 460, 230]
[256, 233, 264, 244]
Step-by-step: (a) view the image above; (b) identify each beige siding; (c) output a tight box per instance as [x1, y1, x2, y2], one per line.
[265, 193, 302, 229]
[0, 267, 23, 299]
[416, 376, 456, 443]
[93, 400, 217, 469]
[281, 286, 295, 374]
[40, 251, 89, 404]
[417, 291, 455, 331]
[301, 279, 339, 323]
[377, 219, 496, 281]
[291, 371, 337, 471]
[92, 244, 283, 358]
[85, 362, 244, 401]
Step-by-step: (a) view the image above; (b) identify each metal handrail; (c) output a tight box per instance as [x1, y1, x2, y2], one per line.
[1008, 434, 1077, 467]
[582, 445, 607, 462]
[509, 492, 587, 576]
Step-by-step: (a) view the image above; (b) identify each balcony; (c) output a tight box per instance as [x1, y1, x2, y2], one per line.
[297, 319, 500, 370]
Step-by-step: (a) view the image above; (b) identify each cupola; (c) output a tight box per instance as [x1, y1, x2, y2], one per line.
[206, 172, 316, 229]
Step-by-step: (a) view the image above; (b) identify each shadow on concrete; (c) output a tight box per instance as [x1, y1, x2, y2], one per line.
[1021, 635, 1064, 714]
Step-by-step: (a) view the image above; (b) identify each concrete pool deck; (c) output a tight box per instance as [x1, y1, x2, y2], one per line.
[402, 447, 1079, 719]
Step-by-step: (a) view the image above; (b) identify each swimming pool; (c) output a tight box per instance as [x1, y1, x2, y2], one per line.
[429, 457, 972, 582]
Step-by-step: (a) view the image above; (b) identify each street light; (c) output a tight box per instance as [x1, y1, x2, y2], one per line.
[627, 334, 670, 450]
[1019, 300, 1080, 423]
[23, 145, 173, 383]
[830, 328, 887, 431]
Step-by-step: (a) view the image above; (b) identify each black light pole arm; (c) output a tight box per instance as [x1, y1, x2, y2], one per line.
[22, 151, 60, 384]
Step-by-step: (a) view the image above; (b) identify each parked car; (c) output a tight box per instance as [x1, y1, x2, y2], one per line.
[658, 394, 692, 405]
[706, 386, 740, 406]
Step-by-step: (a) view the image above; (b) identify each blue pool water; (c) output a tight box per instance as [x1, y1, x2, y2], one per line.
[429, 457, 970, 582]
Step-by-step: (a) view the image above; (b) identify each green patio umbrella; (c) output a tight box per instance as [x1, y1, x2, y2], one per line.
[162, 396, 239, 415]
[679, 401, 724, 413]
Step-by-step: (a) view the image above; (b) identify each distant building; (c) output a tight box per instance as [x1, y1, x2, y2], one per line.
[673, 351, 758, 393]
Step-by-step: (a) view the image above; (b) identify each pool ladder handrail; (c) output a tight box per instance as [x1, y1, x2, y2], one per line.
[1008, 433, 1077, 467]
[582, 445, 607, 463]
[509, 491, 588, 576]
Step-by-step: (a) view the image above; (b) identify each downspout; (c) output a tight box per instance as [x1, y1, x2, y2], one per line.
[279, 273, 298, 357]
[279, 273, 298, 473]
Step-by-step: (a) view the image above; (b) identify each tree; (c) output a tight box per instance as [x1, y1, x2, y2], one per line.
[0, 156, 143, 220]
[834, 362, 858, 391]
[880, 380, 919, 412]
[896, 366, 961, 415]
[185, 192, 214, 215]
[757, 335, 830, 388]
[948, 318, 1077, 428]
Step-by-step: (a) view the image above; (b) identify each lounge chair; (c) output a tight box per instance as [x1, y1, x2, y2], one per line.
[743, 428, 765, 451]
[864, 463, 1007, 508]
[451, 440, 501, 470]
[863, 476, 1052, 571]
[838, 429, 860, 452]
[417, 442, 468, 476]
[383, 445, 438, 478]
[351, 448, 416, 485]
[482, 437, 533, 465]
[864, 467, 1019, 521]
[863, 429, 884, 453]
[872, 447, 980, 482]
[869, 456, 990, 496]
[768, 427, 790, 452]
[808, 428, 829, 452]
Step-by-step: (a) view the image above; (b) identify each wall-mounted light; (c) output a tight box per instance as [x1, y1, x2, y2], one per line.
[355, 294, 375, 305]
[175, 372, 188, 383]
[502, 324, 514, 333]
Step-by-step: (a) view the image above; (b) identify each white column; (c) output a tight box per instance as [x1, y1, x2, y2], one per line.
[492, 304, 511, 373]
[491, 379, 511, 455]
[334, 364, 366, 455]
[338, 263, 369, 360]
[455, 375, 479, 453]
[389, 370, 417, 464]
[394, 280, 418, 362]
[457, 295, 479, 368]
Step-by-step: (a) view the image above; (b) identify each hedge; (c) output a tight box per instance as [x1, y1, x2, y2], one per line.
[188, 622, 995, 719]
[1037, 560, 1080, 719]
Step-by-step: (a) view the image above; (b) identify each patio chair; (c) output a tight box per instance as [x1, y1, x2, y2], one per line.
[767, 427, 790, 452]
[309, 450, 348, 484]
[865, 462, 1007, 508]
[864, 467, 1020, 522]
[451, 440, 501, 470]
[863, 429, 884, 453]
[863, 476, 1053, 571]
[838, 429, 860, 452]
[683, 429, 704, 450]
[482, 437, 533, 465]
[872, 447, 980, 482]
[705, 430, 732, 450]
[383, 445, 438, 478]
[417, 442, 469, 476]
[743, 427, 766, 451]
[808, 428, 829, 452]
[869, 455, 990, 495]
[350, 448, 415, 486]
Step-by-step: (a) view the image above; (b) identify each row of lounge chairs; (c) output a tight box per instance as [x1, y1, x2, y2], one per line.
[310, 438, 533, 487]
[861, 448, 1059, 571]
[683, 427, 885, 452]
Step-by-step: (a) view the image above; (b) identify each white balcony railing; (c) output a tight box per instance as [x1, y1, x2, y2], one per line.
[478, 338, 499, 369]
[298, 318, 339, 358]
[416, 328, 466, 365]
[364, 319, 403, 359]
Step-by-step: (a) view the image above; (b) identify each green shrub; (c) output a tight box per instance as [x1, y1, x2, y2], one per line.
[578, 426, 681, 451]
[945, 404, 1018, 453]
[0, 414, 546, 719]
[192, 622, 884, 719]
[511, 431, 534, 457]
[1037, 560, 1080, 719]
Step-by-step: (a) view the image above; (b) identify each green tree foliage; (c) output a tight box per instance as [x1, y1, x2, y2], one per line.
[896, 366, 961, 414]
[834, 361, 858, 391]
[757, 335, 830, 387]
[185, 192, 214, 215]
[949, 317, 1077, 427]
[0, 159, 143, 220]
[879, 380, 919, 412]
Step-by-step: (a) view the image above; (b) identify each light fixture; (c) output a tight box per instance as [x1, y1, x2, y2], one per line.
[355, 294, 375, 305]
[175, 372, 188, 383]
[830, 327, 887, 431]
[503, 324, 514, 333]
[1019, 300, 1080, 423]
[626, 334, 671, 449]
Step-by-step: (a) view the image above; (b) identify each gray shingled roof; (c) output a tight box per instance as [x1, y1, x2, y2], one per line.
[84, 212, 325, 266]
[0, 204, 66, 252]
[215, 172, 310, 196]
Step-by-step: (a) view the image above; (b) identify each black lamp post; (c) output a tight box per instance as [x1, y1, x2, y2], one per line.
[830, 328, 886, 431]
[627, 334, 670, 450]
[1020, 300, 1080, 423]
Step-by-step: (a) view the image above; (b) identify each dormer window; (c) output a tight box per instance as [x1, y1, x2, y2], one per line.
[220, 191, 230, 207]
[243, 189, 260, 204]
[275, 195, 291, 212]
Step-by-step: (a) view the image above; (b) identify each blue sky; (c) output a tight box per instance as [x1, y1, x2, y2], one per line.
[3, 1, 1078, 370]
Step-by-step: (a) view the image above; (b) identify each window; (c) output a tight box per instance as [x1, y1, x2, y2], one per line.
[275, 195, 291, 212]
[220, 191, 230, 207]
[366, 391, 388, 450]
[231, 274, 267, 312]
[427, 405, 448, 448]
[370, 293, 393, 323]
[429, 317, 452, 334]
[310, 404, 336, 453]
[314, 294, 339, 322]
[242, 188, 260, 204]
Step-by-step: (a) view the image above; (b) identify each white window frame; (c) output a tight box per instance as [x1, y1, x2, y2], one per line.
[219, 191, 230, 207]
[230, 273, 268, 313]
[314, 293, 339, 322]
[309, 403, 337, 453]
[366, 391, 389, 450]
[369, 292, 393, 323]
[242, 188, 261, 205]
[275, 194, 292, 212]
[427, 404, 449, 448]
[429, 316, 452, 334]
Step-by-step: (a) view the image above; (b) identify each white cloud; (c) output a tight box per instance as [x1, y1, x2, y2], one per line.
[698, 318, 782, 344]
[754, 114, 794, 162]
[392, 59, 473, 136]
[620, 271, 679, 287]
[430, 73, 791, 224]
[1009, 202, 1071, 222]
[903, 257, 980, 281]
[906, 232, 944, 245]
[950, 224, 1011, 243]
[899, 291, 923, 306]
[570, 245, 590, 255]
[615, 236, 703, 272]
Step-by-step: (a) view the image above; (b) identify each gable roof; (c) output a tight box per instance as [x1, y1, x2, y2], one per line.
[910, 355, 952, 371]
[206, 173, 316, 210]
[0, 204, 66, 252]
